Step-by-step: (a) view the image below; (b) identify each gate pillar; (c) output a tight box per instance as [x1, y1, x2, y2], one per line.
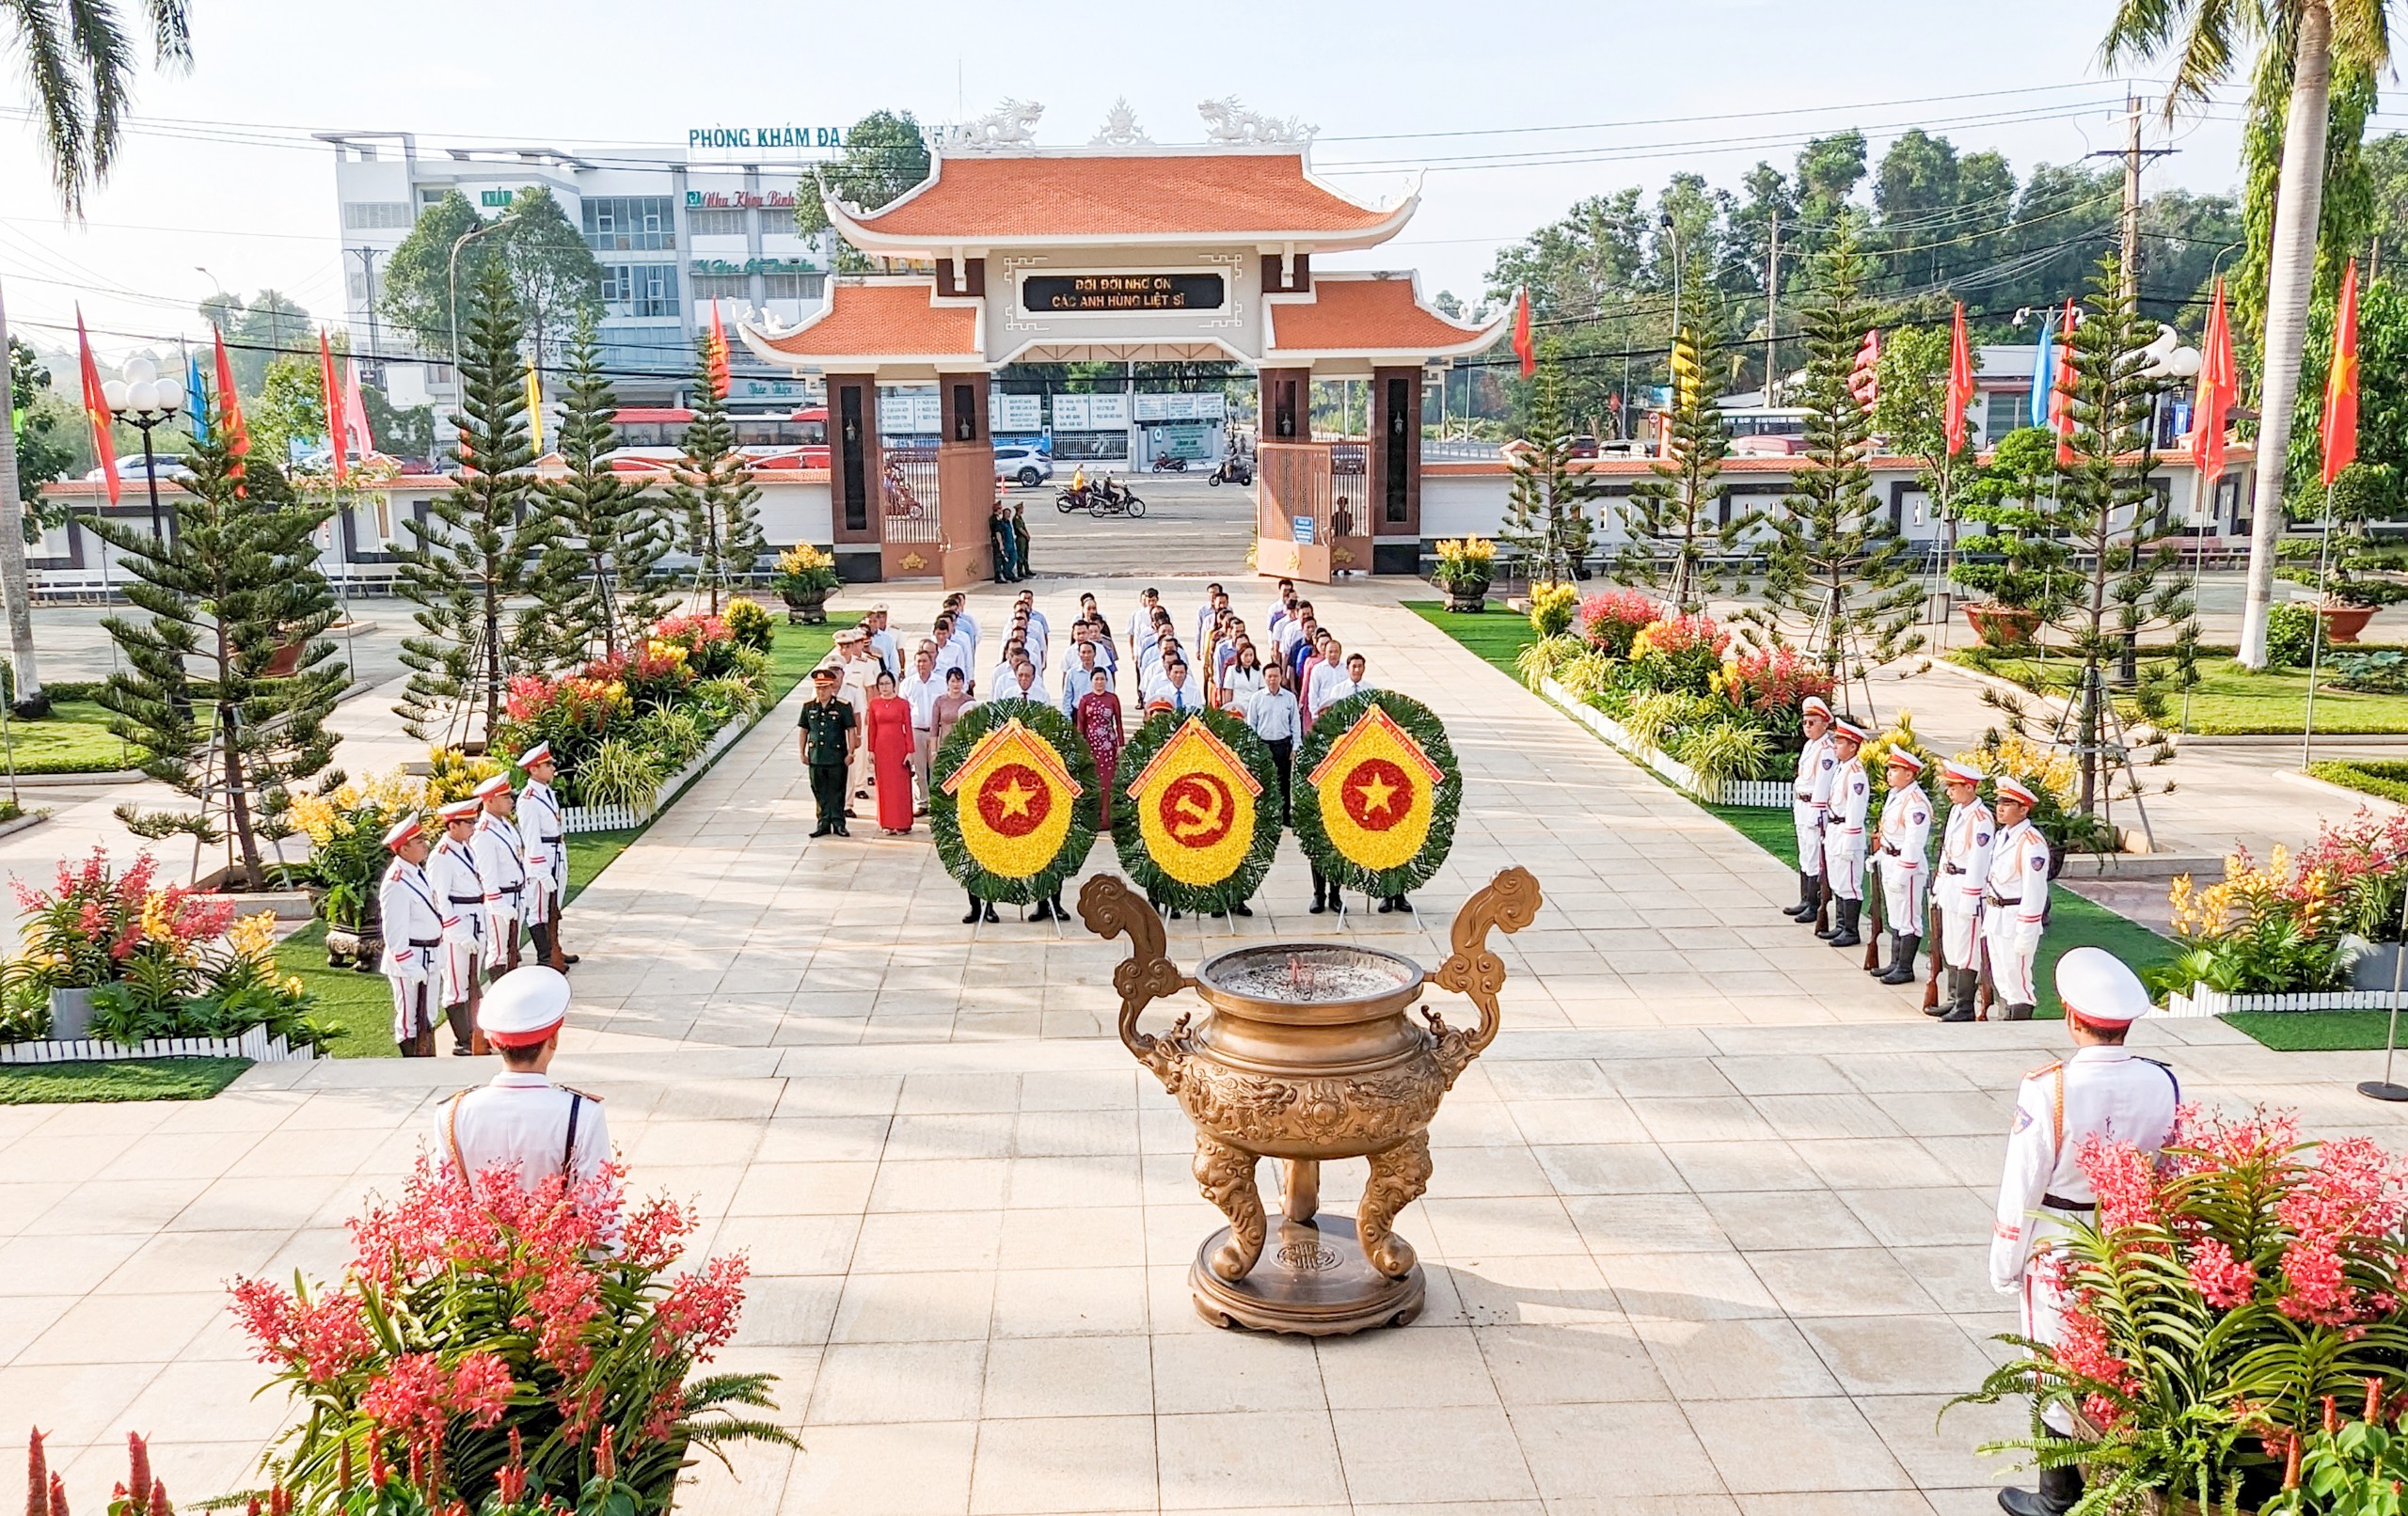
[828, 372, 885, 583]
[1369, 365, 1423, 576]
[935, 371, 995, 588]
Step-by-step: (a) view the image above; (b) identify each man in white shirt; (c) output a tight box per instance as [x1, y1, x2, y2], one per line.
[1244, 659, 1302, 823]
[1195, 583, 1227, 650]
[1265, 578, 1296, 635]
[866, 605, 900, 677]
[988, 638, 1036, 701]
[899, 645, 943, 813]
[932, 615, 974, 693]
[1306, 636, 1352, 721]
[436, 967, 614, 1202]
[1057, 641, 1110, 720]
[1161, 658, 1207, 713]
[1125, 588, 1160, 664]
[1005, 660, 1045, 705]
[1017, 589, 1050, 644]
[943, 592, 981, 669]
[1342, 653, 1371, 697]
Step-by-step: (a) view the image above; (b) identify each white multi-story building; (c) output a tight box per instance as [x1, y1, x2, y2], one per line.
[320, 133, 832, 405]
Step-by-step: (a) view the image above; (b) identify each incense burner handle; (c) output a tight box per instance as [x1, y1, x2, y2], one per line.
[1426, 866, 1543, 1059]
[1079, 874, 1191, 1076]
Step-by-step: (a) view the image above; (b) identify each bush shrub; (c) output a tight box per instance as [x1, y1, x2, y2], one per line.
[722, 598, 774, 653]
[1528, 582, 1578, 639]
[2265, 601, 2327, 670]
[1577, 589, 1659, 658]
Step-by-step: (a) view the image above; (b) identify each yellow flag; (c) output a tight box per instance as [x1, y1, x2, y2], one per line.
[525, 356, 545, 455]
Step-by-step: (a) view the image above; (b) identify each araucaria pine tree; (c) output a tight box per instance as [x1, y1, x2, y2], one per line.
[1497, 341, 1599, 585]
[396, 261, 560, 746]
[2044, 256, 2199, 816]
[1617, 327, 1740, 611]
[90, 408, 346, 891]
[538, 318, 672, 662]
[1745, 234, 1924, 682]
[663, 334, 764, 614]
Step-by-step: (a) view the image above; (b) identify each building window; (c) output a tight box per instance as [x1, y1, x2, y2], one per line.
[346, 268, 370, 303]
[1986, 391, 2031, 439]
[761, 272, 824, 301]
[689, 208, 748, 237]
[342, 201, 412, 230]
[599, 263, 680, 318]
[420, 187, 448, 207]
[581, 197, 676, 251]
[691, 274, 750, 303]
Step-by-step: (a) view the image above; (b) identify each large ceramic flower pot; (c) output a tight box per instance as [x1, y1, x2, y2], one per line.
[782, 586, 831, 625]
[46, 987, 96, 1041]
[2320, 604, 2378, 643]
[1080, 867, 1542, 1334]
[1965, 604, 2041, 647]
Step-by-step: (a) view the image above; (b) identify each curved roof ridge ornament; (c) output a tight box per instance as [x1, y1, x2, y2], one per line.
[940, 99, 1045, 153]
[1092, 98, 1151, 149]
[1197, 97, 1319, 146]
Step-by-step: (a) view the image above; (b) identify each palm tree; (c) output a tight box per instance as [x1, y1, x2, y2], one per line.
[2102, 0, 2391, 670]
[0, 0, 189, 713]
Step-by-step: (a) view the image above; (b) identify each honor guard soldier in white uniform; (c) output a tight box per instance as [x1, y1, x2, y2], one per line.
[469, 773, 530, 976]
[1868, 750, 1934, 986]
[377, 815, 446, 1058]
[1984, 776, 2053, 1021]
[517, 743, 575, 971]
[1930, 760, 1996, 1023]
[1783, 697, 1838, 924]
[428, 798, 489, 1055]
[1991, 947, 2178, 1516]
[432, 966, 612, 1199]
[1818, 719, 1871, 949]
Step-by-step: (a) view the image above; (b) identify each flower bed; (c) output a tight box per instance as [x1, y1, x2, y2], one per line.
[2147, 812, 2408, 1010]
[0, 1021, 323, 1065]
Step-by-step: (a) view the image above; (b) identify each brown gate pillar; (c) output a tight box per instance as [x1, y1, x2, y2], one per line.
[827, 372, 885, 583]
[1369, 365, 1423, 576]
[935, 371, 995, 588]
[1258, 368, 1311, 444]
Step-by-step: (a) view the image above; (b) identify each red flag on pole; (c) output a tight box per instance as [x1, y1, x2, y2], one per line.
[1847, 328, 1880, 413]
[2190, 278, 2232, 494]
[318, 328, 347, 481]
[2050, 299, 2079, 466]
[1944, 302, 1973, 455]
[2322, 258, 2362, 486]
[75, 308, 119, 505]
[707, 303, 732, 400]
[1512, 288, 1534, 379]
[212, 326, 250, 483]
[341, 357, 375, 463]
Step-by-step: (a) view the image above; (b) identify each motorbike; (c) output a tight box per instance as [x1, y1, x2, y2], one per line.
[1207, 457, 1254, 487]
[1085, 480, 1148, 518]
[1149, 454, 1188, 473]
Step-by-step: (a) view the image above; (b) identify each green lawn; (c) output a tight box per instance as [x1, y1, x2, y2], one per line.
[764, 618, 840, 701]
[0, 699, 145, 774]
[1955, 649, 2408, 736]
[0, 1056, 249, 1104]
[1406, 601, 1538, 678]
[2222, 1010, 2408, 1052]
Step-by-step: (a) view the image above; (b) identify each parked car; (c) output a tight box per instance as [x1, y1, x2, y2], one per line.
[994, 446, 1054, 488]
[87, 454, 192, 483]
[1566, 435, 1601, 459]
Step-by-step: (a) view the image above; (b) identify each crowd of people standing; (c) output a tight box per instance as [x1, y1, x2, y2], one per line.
[794, 578, 1388, 920]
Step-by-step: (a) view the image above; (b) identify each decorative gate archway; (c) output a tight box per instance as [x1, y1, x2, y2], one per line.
[737, 100, 1502, 587]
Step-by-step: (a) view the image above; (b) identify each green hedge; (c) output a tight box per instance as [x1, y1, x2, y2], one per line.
[2308, 759, 2408, 806]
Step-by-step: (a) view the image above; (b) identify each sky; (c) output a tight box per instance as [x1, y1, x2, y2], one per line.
[0, 0, 2339, 365]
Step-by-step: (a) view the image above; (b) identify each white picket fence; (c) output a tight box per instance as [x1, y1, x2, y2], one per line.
[560, 713, 752, 833]
[0, 1023, 325, 1066]
[1539, 678, 1790, 809]
[2160, 985, 2406, 1019]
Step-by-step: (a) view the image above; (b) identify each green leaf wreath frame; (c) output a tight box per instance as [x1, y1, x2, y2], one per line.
[929, 697, 1104, 905]
[1292, 688, 1464, 900]
[1108, 706, 1285, 916]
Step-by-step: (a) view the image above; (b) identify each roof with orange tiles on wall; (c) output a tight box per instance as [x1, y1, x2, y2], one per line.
[744, 280, 981, 358]
[841, 152, 1400, 241]
[1266, 276, 1499, 356]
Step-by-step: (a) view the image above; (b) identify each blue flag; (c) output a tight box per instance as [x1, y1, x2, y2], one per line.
[2027, 309, 2056, 425]
[184, 354, 211, 443]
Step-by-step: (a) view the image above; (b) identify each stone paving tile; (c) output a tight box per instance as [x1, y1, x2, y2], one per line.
[16, 587, 2408, 1512]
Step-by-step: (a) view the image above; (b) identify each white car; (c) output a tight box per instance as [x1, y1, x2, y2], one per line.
[994, 446, 1054, 488]
[86, 454, 192, 483]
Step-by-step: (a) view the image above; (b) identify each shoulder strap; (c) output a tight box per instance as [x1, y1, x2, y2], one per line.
[444, 1090, 473, 1182]
[562, 1093, 584, 1178]
[2050, 1063, 2067, 1160]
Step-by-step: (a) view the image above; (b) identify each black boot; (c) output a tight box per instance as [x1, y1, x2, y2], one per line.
[1826, 898, 1861, 949]
[964, 892, 985, 925]
[445, 1003, 477, 1055]
[2002, 1001, 2035, 1022]
[1998, 1461, 2082, 1516]
[1865, 929, 1893, 975]
[1802, 885, 1830, 928]
[1939, 968, 1977, 1022]
[1880, 935, 1921, 986]
[1782, 871, 1818, 920]
[1309, 876, 1327, 914]
[1029, 898, 1055, 922]
[981, 902, 1001, 924]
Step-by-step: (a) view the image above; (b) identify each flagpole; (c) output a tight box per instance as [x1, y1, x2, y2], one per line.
[2302, 482, 2337, 772]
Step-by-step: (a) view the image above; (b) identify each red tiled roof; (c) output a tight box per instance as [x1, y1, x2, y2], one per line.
[743, 281, 981, 360]
[1267, 276, 1497, 357]
[844, 153, 1398, 242]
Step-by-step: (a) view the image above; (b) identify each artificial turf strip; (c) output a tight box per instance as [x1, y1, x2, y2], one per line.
[0, 699, 148, 773]
[0, 1057, 249, 1104]
[1405, 601, 1538, 678]
[1948, 649, 2408, 736]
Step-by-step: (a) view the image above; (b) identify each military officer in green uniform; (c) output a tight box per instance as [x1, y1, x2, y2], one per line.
[799, 666, 860, 838]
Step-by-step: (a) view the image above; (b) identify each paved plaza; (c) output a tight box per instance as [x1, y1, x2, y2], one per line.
[3, 586, 2401, 1514]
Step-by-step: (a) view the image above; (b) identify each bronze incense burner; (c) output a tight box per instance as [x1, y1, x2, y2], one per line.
[1078, 867, 1542, 1334]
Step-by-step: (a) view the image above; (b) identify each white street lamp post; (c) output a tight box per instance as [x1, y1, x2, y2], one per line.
[103, 356, 185, 542]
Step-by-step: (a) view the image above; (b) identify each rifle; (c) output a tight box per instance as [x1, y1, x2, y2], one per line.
[1814, 824, 1832, 935]
[1861, 856, 1885, 971]
[1975, 903, 1994, 1020]
[1921, 899, 1944, 1011]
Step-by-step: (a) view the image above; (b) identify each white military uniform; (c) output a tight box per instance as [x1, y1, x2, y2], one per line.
[1872, 780, 1933, 929]
[471, 808, 531, 960]
[520, 777, 567, 919]
[1937, 797, 1996, 971]
[1792, 729, 1837, 873]
[435, 966, 612, 1197]
[427, 829, 487, 1008]
[1821, 751, 1870, 902]
[1990, 951, 2178, 1433]
[1984, 816, 2053, 1009]
[378, 855, 445, 1044]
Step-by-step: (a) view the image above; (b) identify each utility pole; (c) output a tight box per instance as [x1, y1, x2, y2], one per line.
[1764, 208, 1781, 407]
[0, 277, 46, 717]
[351, 245, 384, 371]
[2120, 94, 2145, 298]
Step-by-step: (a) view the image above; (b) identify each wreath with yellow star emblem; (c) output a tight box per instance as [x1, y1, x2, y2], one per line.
[929, 698, 1103, 905]
[1110, 706, 1285, 916]
[1292, 689, 1462, 900]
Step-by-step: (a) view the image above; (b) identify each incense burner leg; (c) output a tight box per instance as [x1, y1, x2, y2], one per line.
[1196, 1134, 1267, 1282]
[1358, 1131, 1434, 1278]
[1281, 1159, 1321, 1223]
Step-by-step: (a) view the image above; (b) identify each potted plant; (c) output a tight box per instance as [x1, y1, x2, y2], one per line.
[290, 778, 424, 970]
[773, 543, 840, 624]
[8, 847, 234, 1040]
[1950, 427, 2067, 647]
[1431, 536, 1497, 611]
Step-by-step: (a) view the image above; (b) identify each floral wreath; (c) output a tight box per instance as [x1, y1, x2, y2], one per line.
[929, 697, 1102, 905]
[1291, 688, 1463, 900]
[1108, 706, 1284, 916]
